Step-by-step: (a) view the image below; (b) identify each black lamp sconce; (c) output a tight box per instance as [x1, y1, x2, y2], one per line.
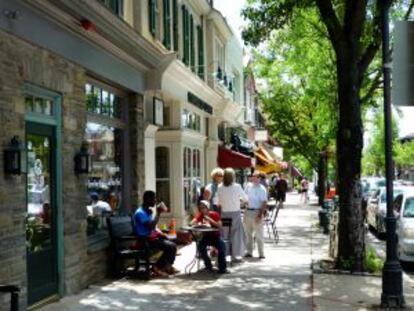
[74, 142, 91, 174]
[4, 136, 26, 175]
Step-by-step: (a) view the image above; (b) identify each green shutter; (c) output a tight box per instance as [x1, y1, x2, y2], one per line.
[190, 15, 195, 71]
[173, 0, 178, 51]
[149, 0, 156, 36]
[163, 0, 171, 49]
[197, 25, 204, 79]
[182, 6, 190, 65]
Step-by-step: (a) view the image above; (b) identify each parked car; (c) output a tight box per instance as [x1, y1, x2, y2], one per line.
[366, 186, 409, 234]
[362, 177, 385, 220]
[395, 189, 414, 262]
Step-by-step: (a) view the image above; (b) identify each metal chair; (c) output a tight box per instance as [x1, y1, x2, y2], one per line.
[221, 218, 233, 265]
[271, 206, 281, 244]
[265, 208, 276, 239]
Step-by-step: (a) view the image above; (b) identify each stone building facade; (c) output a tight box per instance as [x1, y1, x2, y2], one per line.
[0, 0, 167, 309]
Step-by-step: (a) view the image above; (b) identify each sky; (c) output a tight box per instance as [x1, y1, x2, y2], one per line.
[214, 0, 247, 44]
[214, 1, 414, 139]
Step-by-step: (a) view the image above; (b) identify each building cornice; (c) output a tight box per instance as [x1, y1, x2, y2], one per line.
[207, 9, 233, 41]
[163, 60, 225, 114]
[156, 129, 207, 147]
[190, 0, 211, 15]
[25, 0, 169, 72]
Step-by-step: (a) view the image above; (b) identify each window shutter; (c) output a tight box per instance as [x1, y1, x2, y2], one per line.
[173, 0, 178, 52]
[197, 25, 204, 79]
[182, 6, 190, 66]
[163, 0, 171, 49]
[149, 0, 156, 36]
[190, 15, 195, 71]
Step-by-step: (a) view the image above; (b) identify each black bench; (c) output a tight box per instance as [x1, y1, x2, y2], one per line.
[106, 216, 155, 280]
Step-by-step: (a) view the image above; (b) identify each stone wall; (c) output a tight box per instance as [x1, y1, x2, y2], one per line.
[0, 28, 146, 310]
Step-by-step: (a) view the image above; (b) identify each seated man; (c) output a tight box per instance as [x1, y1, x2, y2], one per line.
[134, 190, 178, 277]
[191, 200, 228, 274]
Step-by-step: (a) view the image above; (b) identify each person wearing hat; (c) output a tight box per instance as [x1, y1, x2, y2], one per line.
[191, 200, 228, 274]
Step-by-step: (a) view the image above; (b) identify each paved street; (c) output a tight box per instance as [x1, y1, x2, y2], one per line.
[41, 194, 315, 311]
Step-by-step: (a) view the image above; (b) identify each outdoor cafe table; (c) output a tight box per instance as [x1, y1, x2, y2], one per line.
[180, 225, 220, 274]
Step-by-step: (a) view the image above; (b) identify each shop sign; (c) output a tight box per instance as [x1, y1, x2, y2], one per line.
[153, 97, 164, 126]
[255, 130, 268, 141]
[187, 92, 213, 114]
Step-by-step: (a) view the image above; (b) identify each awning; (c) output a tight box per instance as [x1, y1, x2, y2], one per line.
[254, 146, 281, 173]
[218, 147, 253, 169]
[291, 166, 303, 177]
[256, 163, 281, 174]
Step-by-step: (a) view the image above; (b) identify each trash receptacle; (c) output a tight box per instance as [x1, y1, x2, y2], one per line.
[318, 209, 331, 234]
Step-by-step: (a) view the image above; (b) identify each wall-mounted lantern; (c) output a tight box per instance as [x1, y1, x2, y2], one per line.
[74, 142, 91, 174]
[4, 136, 26, 175]
[216, 66, 223, 80]
[228, 81, 233, 92]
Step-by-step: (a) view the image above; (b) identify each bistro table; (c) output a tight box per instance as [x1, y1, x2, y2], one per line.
[180, 225, 220, 274]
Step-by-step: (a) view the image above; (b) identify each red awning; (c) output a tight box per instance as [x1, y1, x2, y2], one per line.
[218, 147, 253, 169]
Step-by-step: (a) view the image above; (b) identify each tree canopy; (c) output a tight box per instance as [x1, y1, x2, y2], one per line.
[242, 0, 414, 271]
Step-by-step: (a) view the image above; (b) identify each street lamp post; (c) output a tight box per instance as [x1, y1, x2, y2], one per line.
[380, 0, 405, 308]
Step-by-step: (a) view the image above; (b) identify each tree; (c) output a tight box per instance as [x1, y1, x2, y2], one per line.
[249, 8, 337, 204]
[362, 109, 399, 176]
[243, 0, 414, 271]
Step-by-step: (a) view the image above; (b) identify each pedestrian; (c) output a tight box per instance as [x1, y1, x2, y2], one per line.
[275, 174, 288, 209]
[190, 200, 228, 274]
[203, 168, 224, 212]
[300, 177, 309, 204]
[133, 190, 179, 277]
[217, 168, 248, 262]
[259, 173, 269, 192]
[244, 171, 268, 259]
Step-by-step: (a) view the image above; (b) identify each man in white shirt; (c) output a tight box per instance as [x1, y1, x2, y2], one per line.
[244, 171, 268, 259]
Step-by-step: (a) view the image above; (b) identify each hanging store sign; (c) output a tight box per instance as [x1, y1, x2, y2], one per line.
[393, 21, 414, 106]
[153, 97, 164, 126]
[255, 130, 268, 142]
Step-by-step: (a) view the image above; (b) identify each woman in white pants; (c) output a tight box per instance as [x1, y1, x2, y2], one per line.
[217, 168, 248, 262]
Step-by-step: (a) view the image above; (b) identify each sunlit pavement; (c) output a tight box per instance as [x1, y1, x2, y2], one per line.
[41, 193, 316, 311]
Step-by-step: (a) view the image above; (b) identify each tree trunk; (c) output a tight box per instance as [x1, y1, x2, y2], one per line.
[318, 152, 327, 206]
[335, 50, 365, 272]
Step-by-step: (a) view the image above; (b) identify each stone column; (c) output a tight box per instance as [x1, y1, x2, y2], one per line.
[144, 124, 159, 191]
[129, 93, 145, 210]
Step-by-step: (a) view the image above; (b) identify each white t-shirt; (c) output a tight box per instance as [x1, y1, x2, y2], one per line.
[217, 183, 248, 213]
[91, 200, 112, 215]
[245, 183, 267, 209]
[205, 183, 220, 205]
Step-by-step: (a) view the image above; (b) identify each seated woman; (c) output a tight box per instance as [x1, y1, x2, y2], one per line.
[134, 190, 179, 277]
[191, 200, 228, 274]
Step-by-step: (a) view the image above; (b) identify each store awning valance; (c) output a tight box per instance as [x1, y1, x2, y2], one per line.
[255, 145, 285, 173]
[256, 163, 282, 174]
[291, 166, 303, 177]
[218, 147, 253, 169]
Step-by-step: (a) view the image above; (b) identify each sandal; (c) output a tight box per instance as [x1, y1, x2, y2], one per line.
[152, 266, 169, 277]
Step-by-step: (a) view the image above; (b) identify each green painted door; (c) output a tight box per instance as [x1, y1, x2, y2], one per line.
[26, 122, 58, 305]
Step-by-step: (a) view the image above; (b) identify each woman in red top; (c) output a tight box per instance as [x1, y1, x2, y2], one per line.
[191, 200, 228, 274]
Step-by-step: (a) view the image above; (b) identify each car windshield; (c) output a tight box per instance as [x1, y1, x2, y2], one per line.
[380, 189, 404, 202]
[403, 198, 414, 218]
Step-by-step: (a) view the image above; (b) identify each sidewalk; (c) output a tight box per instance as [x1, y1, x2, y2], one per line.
[41, 193, 313, 311]
[39, 193, 414, 311]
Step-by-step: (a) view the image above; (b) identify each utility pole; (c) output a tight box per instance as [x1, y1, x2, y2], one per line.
[380, 0, 405, 308]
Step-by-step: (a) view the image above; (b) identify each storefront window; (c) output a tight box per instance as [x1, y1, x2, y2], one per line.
[85, 83, 122, 118]
[182, 109, 201, 132]
[183, 147, 201, 211]
[156, 147, 171, 210]
[84, 82, 124, 237]
[25, 95, 53, 116]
